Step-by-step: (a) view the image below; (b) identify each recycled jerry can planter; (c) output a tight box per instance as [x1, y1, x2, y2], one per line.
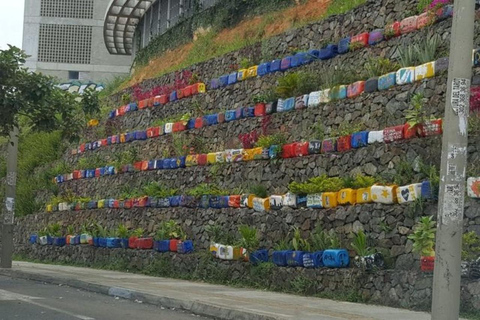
[280, 56, 292, 70]
[286, 251, 305, 267]
[384, 125, 405, 143]
[338, 189, 357, 205]
[403, 123, 420, 139]
[172, 121, 187, 132]
[226, 149, 244, 163]
[204, 114, 218, 126]
[385, 21, 401, 39]
[364, 77, 378, 93]
[128, 237, 138, 249]
[254, 103, 266, 117]
[350, 33, 369, 50]
[281, 143, 296, 159]
[164, 123, 174, 134]
[415, 62, 435, 81]
[356, 187, 372, 204]
[336, 135, 352, 152]
[237, 69, 246, 81]
[170, 239, 180, 252]
[323, 249, 350, 268]
[291, 52, 307, 67]
[158, 198, 171, 208]
[228, 72, 237, 85]
[319, 89, 330, 104]
[283, 192, 297, 208]
[347, 81, 365, 98]
[420, 119, 443, 137]
[243, 147, 263, 161]
[367, 130, 384, 144]
[270, 59, 281, 72]
[319, 44, 338, 60]
[295, 95, 308, 110]
[467, 177, 480, 198]
[294, 142, 309, 157]
[322, 192, 338, 209]
[296, 194, 309, 208]
[39, 236, 48, 246]
[169, 91, 178, 102]
[368, 29, 384, 46]
[421, 180, 433, 199]
[183, 85, 192, 97]
[246, 66, 258, 78]
[186, 155, 198, 167]
[53, 237, 66, 247]
[207, 153, 217, 165]
[269, 195, 284, 210]
[225, 110, 236, 122]
[268, 145, 281, 159]
[417, 12, 434, 29]
[435, 57, 449, 74]
[257, 62, 270, 76]
[209, 196, 229, 209]
[197, 154, 207, 166]
[421, 256, 435, 272]
[194, 117, 205, 129]
[106, 238, 120, 248]
[437, 4, 453, 20]
[80, 234, 91, 245]
[307, 194, 323, 209]
[396, 67, 415, 85]
[135, 130, 147, 140]
[330, 85, 347, 100]
[242, 106, 255, 118]
[321, 138, 336, 154]
[396, 184, 422, 203]
[338, 37, 350, 54]
[228, 195, 241, 208]
[273, 250, 292, 267]
[351, 131, 369, 148]
[371, 185, 398, 204]
[282, 97, 295, 112]
[177, 240, 194, 254]
[169, 195, 181, 207]
[29, 235, 38, 245]
[252, 197, 270, 212]
[215, 152, 225, 163]
[218, 75, 229, 87]
[303, 251, 324, 268]
[308, 91, 320, 107]
[154, 240, 170, 252]
[308, 140, 322, 154]
[250, 249, 269, 265]
[98, 199, 106, 209]
[378, 72, 396, 90]
[400, 16, 418, 34]
[136, 238, 153, 250]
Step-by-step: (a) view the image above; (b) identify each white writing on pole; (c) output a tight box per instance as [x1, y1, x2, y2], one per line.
[451, 78, 470, 116]
[6, 172, 16, 186]
[4, 197, 14, 225]
[442, 184, 464, 225]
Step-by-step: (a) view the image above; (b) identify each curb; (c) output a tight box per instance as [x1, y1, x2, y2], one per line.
[0, 269, 278, 320]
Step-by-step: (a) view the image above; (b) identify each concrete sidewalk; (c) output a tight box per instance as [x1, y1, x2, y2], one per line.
[0, 261, 438, 320]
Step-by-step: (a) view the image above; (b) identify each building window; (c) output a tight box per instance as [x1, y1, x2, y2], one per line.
[38, 24, 92, 64]
[68, 71, 79, 80]
[40, 0, 94, 19]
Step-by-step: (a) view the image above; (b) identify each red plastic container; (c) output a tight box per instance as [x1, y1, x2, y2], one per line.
[294, 142, 309, 157]
[383, 125, 405, 143]
[194, 117, 205, 129]
[101, 138, 108, 146]
[421, 256, 435, 272]
[139, 99, 148, 109]
[137, 196, 149, 208]
[124, 199, 133, 209]
[282, 143, 296, 159]
[173, 121, 187, 132]
[197, 154, 208, 166]
[169, 239, 180, 252]
[228, 195, 241, 208]
[350, 32, 369, 49]
[183, 86, 193, 97]
[136, 238, 153, 249]
[95, 168, 101, 177]
[133, 161, 144, 171]
[419, 119, 443, 137]
[385, 21, 401, 39]
[147, 98, 154, 108]
[347, 81, 365, 98]
[158, 95, 169, 105]
[191, 83, 202, 95]
[112, 200, 120, 209]
[118, 105, 127, 116]
[416, 12, 434, 29]
[73, 170, 81, 180]
[128, 237, 138, 249]
[79, 143, 85, 153]
[403, 123, 419, 139]
[146, 127, 160, 138]
[177, 88, 184, 99]
[254, 103, 266, 117]
[336, 135, 352, 152]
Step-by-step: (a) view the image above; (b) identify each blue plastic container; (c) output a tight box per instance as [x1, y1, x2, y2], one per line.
[148, 160, 156, 170]
[93, 237, 99, 247]
[155, 159, 164, 170]
[378, 72, 396, 91]
[330, 86, 347, 100]
[126, 132, 135, 142]
[257, 62, 271, 76]
[99, 238, 107, 248]
[178, 156, 186, 168]
[209, 196, 229, 209]
[351, 131, 369, 148]
[199, 195, 210, 209]
[106, 166, 116, 175]
[120, 238, 129, 249]
[308, 49, 320, 59]
[291, 52, 307, 67]
[210, 78, 220, 90]
[296, 195, 307, 208]
[29, 235, 38, 244]
[228, 72, 237, 85]
[319, 44, 338, 60]
[282, 97, 295, 112]
[92, 141, 99, 150]
[135, 130, 147, 140]
[204, 114, 218, 126]
[169, 91, 177, 102]
[286, 251, 305, 267]
[268, 145, 281, 159]
[86, 169, 95, 178]
[273, 250, 292, 267]
[250, 249, 269, 265]
[98, 167, 106, 176]
[129, 102, 138, 112]
[180, 195, 197, 208]
[270, 59, 281, 72]
[162, 159, 171, 170]
[106, 238, 120, 248]
[85, 142, 92, 150]
[169, 196, 181, 207]
[87, 201, 97, 210]
[338, 37, 351, 54]
[187, 119, 196, 130]
[177, 240, 194, 254]
[158, 198, 171, 208]
[225, 110, 236, 122]
[154, 240, 170, 252]
[219, 75, 229, 87]
[322, 249, 350, 268]
[107, 136, 112, 145]
[169, 158, 179, 169]
[421, 180, 433, 199]
[108, 110, 116, 119]
[53, 237, 66, 247]
[235, 107, 243, 120]
[72, 236, 81, 245]
[280, 56, 292, 70]
[303, 251, 324, 268]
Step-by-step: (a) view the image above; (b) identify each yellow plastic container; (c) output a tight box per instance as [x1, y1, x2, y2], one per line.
[210, 243, 219, 258]
[186, 155, 198, 167]
[120, 133, 126, 143]
[247, 194, 255, 208]
[237, 69, 247, 81]
[253, 197, 271, 212]
[322, 192, 338, 208]
[46, 204, 53, 213]
[415, 62, 435, 81]
[98, 199, 105, 209]
[371, 185, 398, 204]
[243, 148, 262, 161]
[198, 83, 206, 93]
[337, 189, 357, 205]
[246, 66, 258, 78]
[356, 187, 372, 204]
[207, 153, 217, 165]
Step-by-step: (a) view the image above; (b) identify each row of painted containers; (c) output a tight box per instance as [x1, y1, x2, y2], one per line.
[57, 119, 442, 184]
[106, 4, 454, 120]
[46, 180, 434, 214]
[74, 49, 452, 157]
[29, 234, 349, 268]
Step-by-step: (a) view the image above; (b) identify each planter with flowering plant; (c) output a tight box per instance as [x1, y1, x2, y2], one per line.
[408, 216, 436, 271]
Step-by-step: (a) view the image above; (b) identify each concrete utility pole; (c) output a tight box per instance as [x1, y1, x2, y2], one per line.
[1, 126, 19, 269]
[431, 1, 475, 319]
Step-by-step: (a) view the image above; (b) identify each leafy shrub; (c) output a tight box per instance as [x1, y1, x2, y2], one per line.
[186, 183, 229, 197]
[143, 182, 178, 198]
[364, 57, 400, 78]
[255, 133, 286, 148]
[462, 231, 480, 262]
[250, 184, 268, 198]
[351, 230, 374, 256]
[238, 225, 260, 253]
[289, 175, 345, 194]
[408, 216, 436, 256]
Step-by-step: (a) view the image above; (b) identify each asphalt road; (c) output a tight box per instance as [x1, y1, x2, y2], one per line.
[0, 275, 210, 320]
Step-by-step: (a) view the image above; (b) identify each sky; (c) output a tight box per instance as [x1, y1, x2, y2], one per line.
[0, 0, 25, 49]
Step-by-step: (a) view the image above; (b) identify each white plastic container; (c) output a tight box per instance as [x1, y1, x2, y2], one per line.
[368, 130, 384, 144]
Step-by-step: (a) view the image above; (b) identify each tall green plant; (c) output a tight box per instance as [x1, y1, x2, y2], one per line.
[408, 216, 436, 257]
[351, 230, 374, 257]
[238, 225, 260, 253]
[415, 34, 441, 64]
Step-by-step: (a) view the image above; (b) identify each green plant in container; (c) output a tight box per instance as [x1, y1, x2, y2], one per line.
[364, 57, 400, 78]
[462, 231, 480, 262]
[415, 34, 441, 64]
[250, 184, 268, 198]
[238, 225, 260, 255]
[408, 216, 436, 257]
[116, 224, 130, 239]
[206, 225, 225, 244]
[132, 228, 145, 238]
[291, 227, 310, 252]
[255, 133, 287, 148]
[310, 225, 330, 252]
[351, 230, 374, 257]
[66, 225, 75, 236]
